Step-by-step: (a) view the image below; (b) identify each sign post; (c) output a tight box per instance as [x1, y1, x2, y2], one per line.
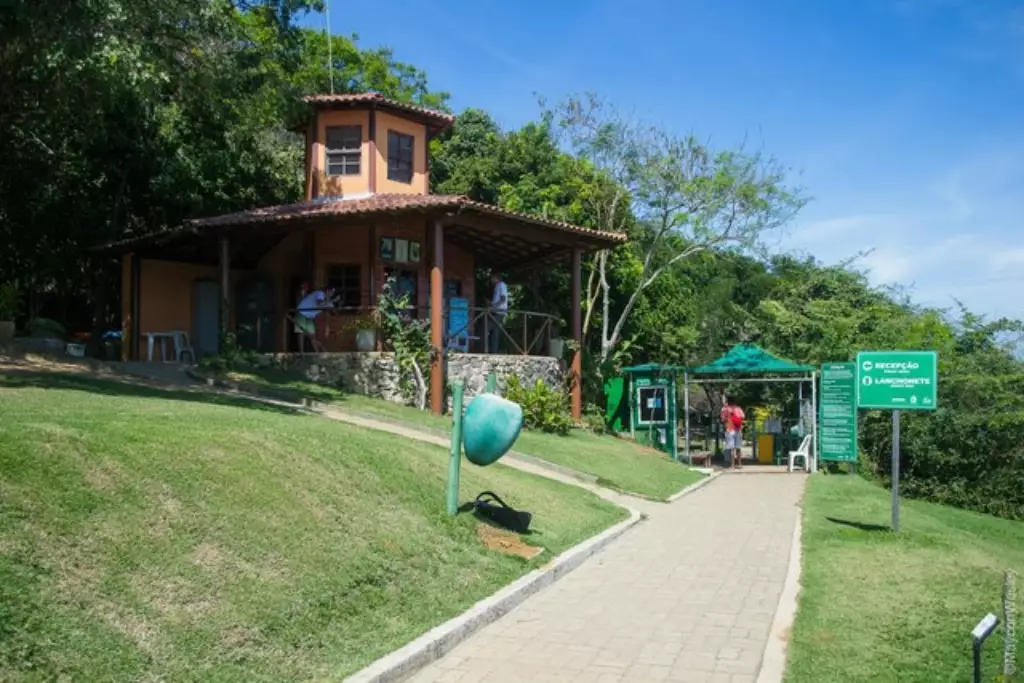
[892, 409, 900, 532]
[819, 362, 858, 464]
[856, 351, 938, 533]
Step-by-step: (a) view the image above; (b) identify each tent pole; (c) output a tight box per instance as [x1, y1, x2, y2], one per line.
[798, 381, 804, 433]
[684, 372, 691, 465]
[811, 371, 818, 473]
[629, 374, 634, 439]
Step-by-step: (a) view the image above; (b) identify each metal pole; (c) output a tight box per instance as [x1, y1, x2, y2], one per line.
[892, 409, 900, 532]
[798, 381, 803, 431]
[446, 381, 465, 516]
[684, 372, 691, 465]
[486, 372, 496, 394]
[811, 372, 818, 473]
[629, 375, 635, 439]
[973, 613, 1000, 683]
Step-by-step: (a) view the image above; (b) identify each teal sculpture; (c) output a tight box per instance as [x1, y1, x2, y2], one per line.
[446, 377, 524, 515]
[463, 394, 524, 466]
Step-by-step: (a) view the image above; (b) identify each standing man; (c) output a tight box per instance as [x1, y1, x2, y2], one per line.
[487, 270, 508, 354]
[721, 395, 745, 468]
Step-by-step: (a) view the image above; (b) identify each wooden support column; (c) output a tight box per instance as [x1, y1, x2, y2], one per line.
[218, 236, 231, 340]
[430, 220, 445, 415]
[570, 247, 583, 420]
[130, 253, 141, 361]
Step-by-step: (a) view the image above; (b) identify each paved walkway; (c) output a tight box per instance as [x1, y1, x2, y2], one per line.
[408, 474, 806, 683]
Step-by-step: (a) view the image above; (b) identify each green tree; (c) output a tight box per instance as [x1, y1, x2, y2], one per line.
[547, 93, 807, 366]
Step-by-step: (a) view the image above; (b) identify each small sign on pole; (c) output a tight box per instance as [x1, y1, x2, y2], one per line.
[856, 351, 938, 533]
[819, 362, 857, 463]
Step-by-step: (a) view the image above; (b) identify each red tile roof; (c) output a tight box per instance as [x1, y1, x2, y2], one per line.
[303, 93, 455, 131]
[185, 193, 626, 245]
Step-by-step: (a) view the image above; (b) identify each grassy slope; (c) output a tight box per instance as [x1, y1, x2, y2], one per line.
[787, 475, 1024, 683]
[223, 367, 705, 500]
[0, 373, 625, 682]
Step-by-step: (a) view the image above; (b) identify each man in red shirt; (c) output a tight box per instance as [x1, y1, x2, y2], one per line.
[721, 396, 745, 469]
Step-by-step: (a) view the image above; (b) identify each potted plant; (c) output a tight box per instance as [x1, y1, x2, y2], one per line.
[0, 281, 19, 342]
[348, 315, 378, 352]
[549, 319, 566, 358]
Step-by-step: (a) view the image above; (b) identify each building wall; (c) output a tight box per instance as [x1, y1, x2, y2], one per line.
[121, 257, 250, 360]
[312, 110, 372, 198]
[374, 112, 429, 195]
[305, 109, 429, 199]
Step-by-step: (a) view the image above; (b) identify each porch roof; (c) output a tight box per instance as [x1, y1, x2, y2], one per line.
[97, 193, 627, 271]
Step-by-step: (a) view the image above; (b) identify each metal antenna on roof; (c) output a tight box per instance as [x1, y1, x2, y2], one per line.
[324, 0, 335, 94]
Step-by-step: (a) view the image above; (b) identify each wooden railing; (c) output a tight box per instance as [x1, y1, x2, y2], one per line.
[278, 305, 561, 356]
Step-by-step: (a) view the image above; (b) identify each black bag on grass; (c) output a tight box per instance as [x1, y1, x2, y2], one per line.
[473, 491, 532, 534]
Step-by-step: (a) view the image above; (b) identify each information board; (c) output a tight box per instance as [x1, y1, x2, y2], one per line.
[856, 351, 938, 410]
[819, 362, 858, 462]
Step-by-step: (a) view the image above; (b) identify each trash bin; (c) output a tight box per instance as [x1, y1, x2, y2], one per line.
[757, 433, 775, 464]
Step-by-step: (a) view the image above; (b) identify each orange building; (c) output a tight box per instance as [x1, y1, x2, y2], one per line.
[105, 94, 624, 415]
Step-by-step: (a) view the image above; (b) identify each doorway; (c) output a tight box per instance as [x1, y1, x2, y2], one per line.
[193, 279, 220, 357]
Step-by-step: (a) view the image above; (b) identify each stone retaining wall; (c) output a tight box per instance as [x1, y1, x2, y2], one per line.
[255, 352, 564, 408]
[447, 354, 563, 407]
[255, 352, 407, 403]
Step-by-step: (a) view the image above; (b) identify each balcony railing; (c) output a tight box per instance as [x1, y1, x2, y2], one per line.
[276, 305, 562, 356]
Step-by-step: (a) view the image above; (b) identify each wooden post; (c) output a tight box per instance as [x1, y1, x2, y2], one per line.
[570, 248, 583, 420]
[219, 236, 231, 341]
[430, 220, 444, 415]
[522, 314, 528, 355]
[130, 253, 141, 361]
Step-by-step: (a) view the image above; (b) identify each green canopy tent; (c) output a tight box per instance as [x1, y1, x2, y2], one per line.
[684, 344, 817, 469]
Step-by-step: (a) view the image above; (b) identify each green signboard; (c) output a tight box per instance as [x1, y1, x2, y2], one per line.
[856, 351, 938, 411]
[819, 362, 858, 462]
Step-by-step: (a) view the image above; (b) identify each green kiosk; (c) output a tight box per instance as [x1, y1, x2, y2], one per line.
[619, 363, 684, 460]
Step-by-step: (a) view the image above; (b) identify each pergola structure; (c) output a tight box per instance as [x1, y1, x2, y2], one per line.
[683, 344, 818, 469]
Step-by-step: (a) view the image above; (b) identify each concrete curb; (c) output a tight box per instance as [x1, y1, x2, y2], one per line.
[666, 470, 721, 502]
[755, 508, 804, 683]
[342, 507, 645, 683]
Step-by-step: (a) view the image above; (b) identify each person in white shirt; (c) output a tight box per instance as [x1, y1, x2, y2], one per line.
[487, 271, 508, 354]
[294, 285, 337, 352]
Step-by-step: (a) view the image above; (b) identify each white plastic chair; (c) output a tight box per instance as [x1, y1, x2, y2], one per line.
[788, 435, 813, 473]
[171, 331, 195, 364]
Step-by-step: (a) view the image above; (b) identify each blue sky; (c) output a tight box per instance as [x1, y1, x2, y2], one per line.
[308, 0, 1023, 322]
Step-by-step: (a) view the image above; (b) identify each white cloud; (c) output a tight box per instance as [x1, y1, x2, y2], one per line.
[991, 249, 1024, 271]
[780, 142, 1024, 321]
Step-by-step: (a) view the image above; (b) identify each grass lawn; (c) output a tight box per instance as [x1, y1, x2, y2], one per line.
[218, 367, 705, 500]
[786, 475, 1024, 683]
[0, 372, 625, 682]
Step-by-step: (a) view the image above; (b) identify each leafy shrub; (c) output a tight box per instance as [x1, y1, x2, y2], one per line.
[580, 402, 610, 434]
[505, 375, 572, 435]
[375, 277, 432, 409]
[26, 317, 66, 339]
[200, 331, 258, 372]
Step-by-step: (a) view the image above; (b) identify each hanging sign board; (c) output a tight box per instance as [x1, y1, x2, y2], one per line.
[819, 362, 857, 462]
[856, 351, 938, 410]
